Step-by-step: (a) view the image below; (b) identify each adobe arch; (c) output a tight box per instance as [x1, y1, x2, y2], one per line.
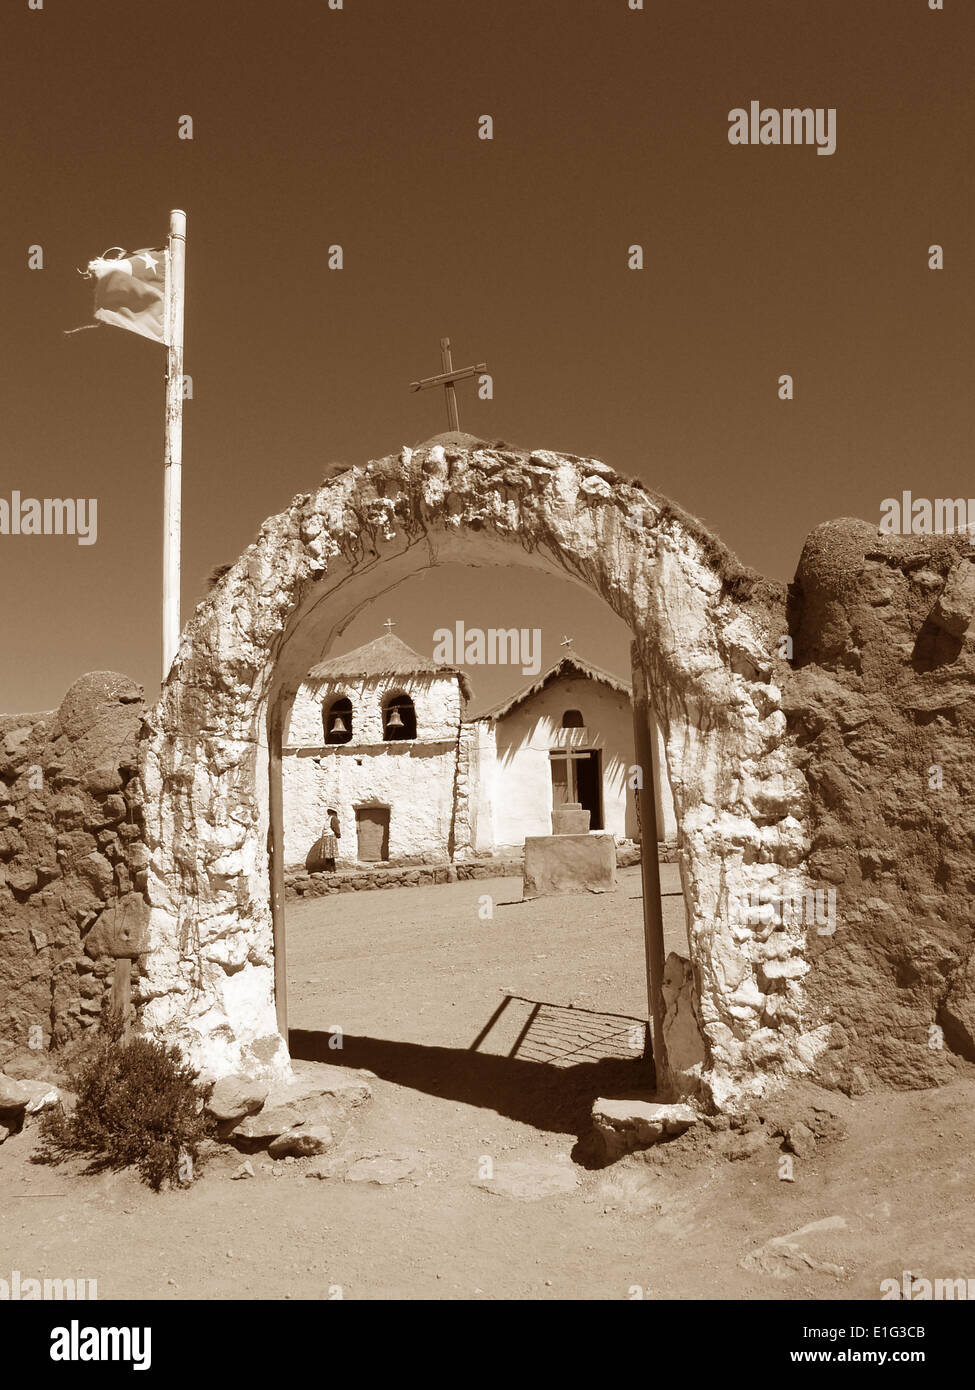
[138, 435, 819, 1109]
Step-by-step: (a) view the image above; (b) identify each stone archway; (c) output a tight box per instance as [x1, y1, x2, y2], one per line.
[138, 436, 821, 1109]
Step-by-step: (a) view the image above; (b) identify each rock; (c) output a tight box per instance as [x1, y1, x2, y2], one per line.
[230, 1160, 255, 1180]
[230, 1105, 303, 1144]
[84, 892, 150, 959]
[268, 1125, 334, 1158]
[0, 1074, 30, 1114]
[20, 1079, 62, 1114]
[473, 1157, 580, 1201]
[722, 1128, 768, 1160]
[207, 1075, 269, 1123]
[97, 794, 127, 825]
[344, 1155, 418, 1185]
[785, 1121, 816, 1158]
[931, 560, 975, 638]
[6, 865, 38, 896]
[82, 766, 123, 797]
[740, 1216, 847, 1280]
[76, 852, 114, 897]
[592, 1097, 698, 1158]
[268, 1060, 372, 1111]
[0, 1125, 9, 1144]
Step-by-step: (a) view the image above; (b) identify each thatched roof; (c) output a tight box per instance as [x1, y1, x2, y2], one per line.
[472, 652, 630, 722]
[307, 634, 473, 702]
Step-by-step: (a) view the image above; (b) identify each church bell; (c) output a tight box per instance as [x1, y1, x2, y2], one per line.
[330, 714, 348, 735]
[386, 707, 404, 729]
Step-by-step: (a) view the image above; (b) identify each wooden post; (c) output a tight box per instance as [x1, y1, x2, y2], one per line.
[440, 337, 460, 431]
[630, 640, 671, 1096]
[268, 699, 288, 1041]
[162, 209, 186, 682]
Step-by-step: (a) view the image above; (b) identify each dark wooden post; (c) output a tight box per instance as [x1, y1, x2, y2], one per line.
[268, 699, 288, 1041]
[630, 640, 671, 1096]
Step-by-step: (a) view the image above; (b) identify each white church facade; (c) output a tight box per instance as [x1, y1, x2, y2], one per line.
[281, 633, 677, 870]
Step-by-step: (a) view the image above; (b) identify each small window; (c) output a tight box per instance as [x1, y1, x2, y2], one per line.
[383, 693, 416, 741]
[561, 709, 584, 728]
[324, 696, 353, 745]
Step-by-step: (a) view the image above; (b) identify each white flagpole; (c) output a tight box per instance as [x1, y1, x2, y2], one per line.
[162, 208, 186, 681]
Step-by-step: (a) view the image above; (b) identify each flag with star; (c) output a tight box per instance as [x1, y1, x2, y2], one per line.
[84, 245, 168, 344]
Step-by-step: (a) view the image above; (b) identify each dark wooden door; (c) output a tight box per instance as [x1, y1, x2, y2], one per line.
[574, 751, 603, 830]
[356, 805, 390, 861]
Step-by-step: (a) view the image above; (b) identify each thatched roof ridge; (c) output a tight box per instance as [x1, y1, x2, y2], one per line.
[308, 634, 473, 702]
[472, 652, 630, 722]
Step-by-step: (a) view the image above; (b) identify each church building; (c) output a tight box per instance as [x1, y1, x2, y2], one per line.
[281, 632, 676, 869]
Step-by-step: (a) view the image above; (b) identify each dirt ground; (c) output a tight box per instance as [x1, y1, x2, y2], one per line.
[2, 865, 974, 1301]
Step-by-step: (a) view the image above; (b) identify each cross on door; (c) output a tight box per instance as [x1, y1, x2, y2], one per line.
[409, 337, 487, 432]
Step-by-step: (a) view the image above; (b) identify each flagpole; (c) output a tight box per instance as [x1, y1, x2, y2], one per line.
[162, 209, 186, 681]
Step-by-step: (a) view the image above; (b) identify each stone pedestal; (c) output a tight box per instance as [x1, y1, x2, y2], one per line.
[523, 831, 617, 899]
[551, 802, 591, 835]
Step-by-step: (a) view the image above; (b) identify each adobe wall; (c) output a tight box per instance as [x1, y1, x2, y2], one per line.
[0, 673, 151, 1061]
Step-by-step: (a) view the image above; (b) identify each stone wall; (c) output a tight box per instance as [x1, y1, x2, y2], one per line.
[8, 447, 975, 1114]
[0, 672, 151, 1057]
[138, 434, 818, 1105]
[784, 519, 975, 1092]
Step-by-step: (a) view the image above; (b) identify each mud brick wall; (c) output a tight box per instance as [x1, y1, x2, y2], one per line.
[787, 519, 975, 1092]
[0, 671, 151, 1056]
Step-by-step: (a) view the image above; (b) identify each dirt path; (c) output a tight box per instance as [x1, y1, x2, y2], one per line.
[2, 867, 973, 1301]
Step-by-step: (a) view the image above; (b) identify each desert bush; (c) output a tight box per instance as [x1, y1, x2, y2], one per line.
[37, 1018, 215, 1191]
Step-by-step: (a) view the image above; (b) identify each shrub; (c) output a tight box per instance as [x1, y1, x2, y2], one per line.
[37, 1022, 215, 1192]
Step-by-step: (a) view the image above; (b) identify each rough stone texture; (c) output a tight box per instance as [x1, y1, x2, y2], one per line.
[661, 952, 707, 1094]
[135, 437, 819, 1103]
[522, 832, 617, 899]
[267, 1124, 335, 1158]
[10, 440, 973, 1113]
[472, 1156, 580, 1201]
[206, 1074, 270, 1123]
[0, 673, 151, 1053]
[551, 804, 591, 835]
[591, 1097, 698, 1158]
[786, 520, 975, 1092]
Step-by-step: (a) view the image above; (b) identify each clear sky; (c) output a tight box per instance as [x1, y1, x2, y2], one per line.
[2, 0, 971, 714]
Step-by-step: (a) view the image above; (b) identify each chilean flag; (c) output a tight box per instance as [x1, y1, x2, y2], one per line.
[85, 246, 167, 344]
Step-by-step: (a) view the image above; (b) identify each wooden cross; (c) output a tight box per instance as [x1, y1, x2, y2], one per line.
[560, 635, 574, 650]
[383, 618, 397, 634]
[409, 337, 487, 432]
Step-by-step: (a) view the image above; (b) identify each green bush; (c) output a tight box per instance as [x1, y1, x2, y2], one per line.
[37, 1023, 215, 1192]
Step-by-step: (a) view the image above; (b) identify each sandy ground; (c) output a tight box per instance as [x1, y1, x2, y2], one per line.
[2, 865, 974, 1301]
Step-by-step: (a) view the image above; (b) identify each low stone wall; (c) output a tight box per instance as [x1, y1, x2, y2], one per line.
[286, 857, 524, 900]
[283, 839, 667, 900]
[0, 673, 151, 1054]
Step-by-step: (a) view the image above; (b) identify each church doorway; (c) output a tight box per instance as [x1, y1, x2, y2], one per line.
[574, 750, 603, 831]
[549, 748, 604, 831]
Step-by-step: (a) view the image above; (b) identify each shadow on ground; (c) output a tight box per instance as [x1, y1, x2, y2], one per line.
[290, 1011, 656, 1165]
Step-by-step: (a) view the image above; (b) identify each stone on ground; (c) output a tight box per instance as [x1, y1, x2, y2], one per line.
[592, 1096, 698, 1158]
[0, 1074, 31, 1115]
[740, 1216, 848, 1280]
[230, 1105, 303, 1144]
[473, 1157, 580, 1201]
[268, 1125, 335, 1159]
[207, 1074, 269, 1123]
[344, 1155, 418, 1185]
[269, 1059, 372, 1110]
